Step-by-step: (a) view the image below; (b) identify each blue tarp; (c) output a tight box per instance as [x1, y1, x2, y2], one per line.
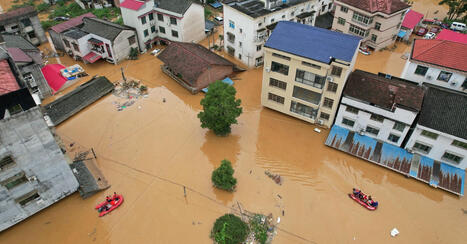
[201, 77, 234, 93]
[397, 30, 407, 38]
[209, 1, 222, 8]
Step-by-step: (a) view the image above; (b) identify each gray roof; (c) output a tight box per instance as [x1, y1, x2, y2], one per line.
[80, 17, 133, 41]
[1, 34, 38, 51]
[315, 12, 334, 29]
[418, 85, 467, 140]
[63, 28, 88, 39]
[156, 0, 197, 15]
[227, 0, 309, 18]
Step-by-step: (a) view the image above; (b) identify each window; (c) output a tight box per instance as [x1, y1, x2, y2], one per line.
[0, 156, 15, 171]
[393, 122, 405, 132]
[349, 24, 368, 37]
[144, 29, 149, 37]
[338, 17, 346, 25]
[16, 191, 40, 206]
[229, 20, 235, 29]
[342, 118, 355, 127]
[239, 41, 242, 47]
[421, 130, 438, 140]
[268, 93, 284, 104]
[269, 78, 287, 90]
[21, 18, 32, 26]
[282, 15, 286, 19]
[128, 35, 136, 45]
[148, 13, 154, 21]
[171, 30, 178, 38]
[321, 5, 326, 12]
[388, 134, 400, 143]
[8, 104, 23, 115]
[366, 126, 380, 136]
[271, 61, 289, 75]
[352, 12, 373, 25]
[375, 22, 381, 30]
[240, 28, 243, 33]
[170, 17, 177, 25]
[238, 53, 242, 59]
[442, 152, 463, 164]
[331, 66, 343, 77]
[414, 65, 428, 76]
[1, 172, 28, 190]
[150, 26, 156, 33]
[258, 22, 262, 27]
[295, 69, 325, 88]
[27, 32, 36, 39]
[345, 106, 358, 114]
[323, 98, 334, 108]
[72, 43, 79, 52]
[256, 45, 262, 51]
[292, 86, 322, 104]
[341, 6, 348, 13]
[371, 34, 377, 42]
[272, 53, 291, 61]
[437, 71, 452, 82]
[226, 32, 235, 43]
[141, 16, 146, 25]
[157, 13, 164, 21]
[302, 61, 321, 69]
[0, 25, 5, 32]
[370, 114, 384, 122]
[413, 142, 432, 154]
[63, 39, 70, 48]
[320, 112, 330, 120]
[452, 140, 467, 150]
[159, 26, 166, 34]
[327, 82, 338, 92]
[290, 101, 317, 119]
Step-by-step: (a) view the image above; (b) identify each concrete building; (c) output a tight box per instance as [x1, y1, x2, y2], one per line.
[0, 6, 47, 46]
[48, 13, 96, 53]
[332, 0, 410, 50]
[58, 17, 138, 64]
[157, 42, 235, 94]
[335, 70, 425, 147]
[401, 39, 467, 93]
[75, 0, 120, 9]
[261, 21, 360, 128]
[120, 0, 205, 52]
[222, 0, 321, 68]
[405, 85, 467, 169]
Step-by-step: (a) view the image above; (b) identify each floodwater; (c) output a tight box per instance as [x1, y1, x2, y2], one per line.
[1, 1, 466, 244]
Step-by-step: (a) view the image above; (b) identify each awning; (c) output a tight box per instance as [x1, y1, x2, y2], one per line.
[397, 30, 407, 38]
[202, 77, 234, 93]
[209, 1, 222, 8]
[83, 52, 102, 63]
[296, 11, 315, 19]
[88, 38, 104, 45]
[41, 64, 67, 92]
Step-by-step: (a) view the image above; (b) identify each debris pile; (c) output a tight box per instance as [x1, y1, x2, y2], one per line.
[112, 78, 148, 111]
[265, 170, 283, 185]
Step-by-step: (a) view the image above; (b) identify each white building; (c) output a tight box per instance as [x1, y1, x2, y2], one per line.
[405, 85, 467, 169]
[223, 0, 334, 68]
[120, 0, 205, 52]
[335, 70, 425, 147]
[401, 39, 467, 93]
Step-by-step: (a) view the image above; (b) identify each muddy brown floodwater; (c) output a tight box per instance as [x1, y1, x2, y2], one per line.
[1, 1, 466, 244]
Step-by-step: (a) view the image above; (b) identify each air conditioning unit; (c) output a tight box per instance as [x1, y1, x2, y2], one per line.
[358, 129, 365, 135]
[426, 75, 433, 80]
[265, 67, 270, 72]
[407, 148, 414, 153]
[326, 76, 333, 82]
[318, 119, 324, 125]
[28, 176, 37, 182]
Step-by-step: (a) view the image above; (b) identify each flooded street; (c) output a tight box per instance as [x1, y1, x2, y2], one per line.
[1, 1, 466, 243]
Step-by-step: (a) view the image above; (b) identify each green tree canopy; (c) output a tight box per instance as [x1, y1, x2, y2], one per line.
[212, 160, 237, 191]
[198, 81, 242, 136]
[211, 214, 249, 244]
[439, 0, 466, 20]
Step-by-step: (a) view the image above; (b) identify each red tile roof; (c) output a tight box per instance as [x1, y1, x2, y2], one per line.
[0, 60, 20, 96]
[50, 13, 96, 33]
[7, 47, 32, 63]
[0, 6, 36, 22]
[120, 0, 146, 11]
[402, 10, 423, 29]
[411, 39, 467, 72]
[338, 0, 410, 15]
[435, 29, 467, 44]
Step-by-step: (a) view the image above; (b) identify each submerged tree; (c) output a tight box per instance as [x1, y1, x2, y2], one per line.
[212, 160, 237, 191]
[211, 214, 249, 244]
[198, 81, 242, 136]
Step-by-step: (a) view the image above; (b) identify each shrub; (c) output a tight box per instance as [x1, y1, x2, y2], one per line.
[211, 214, 249, 244]
[37, 3, 51, 13]
[250, 214, 268, 244]
[114, 16, 124, 25]
[212, 160, 237, 191]
[129, 47, 139, 60]
[41, 20, 60, 30]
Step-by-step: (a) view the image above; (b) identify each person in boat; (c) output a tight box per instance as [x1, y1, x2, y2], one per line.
[106, 196, 112, 203]
[370, 201, 378, 207]
[113, 192, 118, 201]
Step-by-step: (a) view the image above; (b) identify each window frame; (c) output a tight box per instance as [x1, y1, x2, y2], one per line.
[393, 122, 405, 132]
[320, 112, 330, 120]
[331, 66, 343, 77]
[387, 134, 400, 143]
[413, 142, 432, 154]
[414, 65, 428, 76]
[345, 106, 358, 114]
[171, 30, 179, 38]
[420, 130, 438, 140]
[442, 151, 463, 164]
[269, 78, 287, 90]
[342, 117, 355, 127]
[327, 82, 338, 92]
[141, 16, 146, 25]
[268, 93, 285, 104]
[451, 140, 467, 150]
[437, 71, 452, 82]
[365, 126, 380, 136]
[159, 26, 166, 34]
[323, 97, 334, 109]
[338, 17, 346, 25]
[271, 61, 289, 75]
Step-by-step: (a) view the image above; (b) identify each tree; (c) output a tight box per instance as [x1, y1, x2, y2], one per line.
[212, 160, 237, 191]
[439, 0, 466, 20]
[198, 81, 242, 136]
[211, 214, 249, 244]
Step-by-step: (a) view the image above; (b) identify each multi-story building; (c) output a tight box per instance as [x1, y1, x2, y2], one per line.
[49, 13, 96, 53]
[335, 70, 424, 147]
[261, 21, 360, 128]
[0, 6, 47, 46]
[120, 0, 205, 52]
[405, 85, 467, 169]
[332, 0, 410, 50]
[401, 39, 466, 93]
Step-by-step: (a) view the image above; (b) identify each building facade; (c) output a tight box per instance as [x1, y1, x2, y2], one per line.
[335, 70, 424, 147]
[261, 21, 360, 128]
[405, 85, 467, 169]
[0, 6, 47, 46]
[401, 39, 467, 92]
[49, 13, 96, 53]
[332, 0, 409, 50]
[120, 0, 205, 52]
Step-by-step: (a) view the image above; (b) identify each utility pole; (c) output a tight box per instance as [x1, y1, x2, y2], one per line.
[121, 67, 126, 82]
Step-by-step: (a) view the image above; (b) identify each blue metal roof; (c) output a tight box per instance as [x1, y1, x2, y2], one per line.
[265, 21, 361, 64]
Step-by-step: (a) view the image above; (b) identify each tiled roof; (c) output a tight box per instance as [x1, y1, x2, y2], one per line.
[7, 47, 32, 63]
[435, 29, 467, 44]
[120, 0, 146, 11]
[157, 42, 234, 83]
[50, 13, 96, 33]
[265, 21, 360, 63]
[343, 70, 424, 111]
[63, 28, 89, 39]
[0, 59, 20, 96]
[337, 0, 410, 14]
[81, 17, 133, 41]
[402, 10, 424, 29]
[156, 0, 195, 15]
[0, 6, 36, 23]
[418, 85, 467, 140]
[411, 39, 467, 72]
[1, 34, 37, 51]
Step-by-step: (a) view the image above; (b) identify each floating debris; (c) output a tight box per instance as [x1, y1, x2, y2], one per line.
[265, 170, 283, 185]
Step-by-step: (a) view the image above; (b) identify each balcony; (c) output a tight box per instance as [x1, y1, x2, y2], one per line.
[290, 100, 318, 120]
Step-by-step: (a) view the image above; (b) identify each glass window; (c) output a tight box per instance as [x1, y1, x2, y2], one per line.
[342, 118, 355, 127]
[371, 34, 377, 42]
[0, 156, 15, 171]
[327, 82, 338, 92]
[366, 126, 380, 135]
[72, 43, 79, 52]
[442, 152, 463, 164]
[331, 66, 342, 77]
[159, 26, 165, 34]
[268, 93, 284, 104]
[413, 142, 432, 154]
[128, 35, 136, 45]
[141, 16, 146, 25]
[157, 13, 163, 21]
[323, 97, 334, 108]
[388, 134, 400, 143]
[302, 61, 321, 69]
[171, 30, 178, 38]
[292, 86, 322, 104]
[414, 65, 428, 76]
[349, 24, 368, 37]
[320, 112, 330, 120]
[295, 69, 325, 88]
[170, 17, 177, 25]
[144, 29, 149, 37]
[17, 191, 40, 206]
[338, 17, 346, 25]
[2, 172, 28, 190]
[345, 106, 358, 114]
[370, 114, 384, 122]
[8, 104, 22, 115]
[271, 61, 289, 75]
[151, 26, 156, 33]
[269, 78, 287, 90]
[256, 45, 262, 51]
[229, 20, 235, 29]
[290, 100, 318, 119]
[375, 22, 381, 30]
[437, 71, 452, 82]
[272, 53, 291, 61]
[352, 12, 373, 25]
[451, 140, 467, 150]
[341, 6, 348, 13]
[393, 122, 405, 132]
[421, 130, 438, 140]
[148, 13, 154, 21]
[63, 39, 70, 48]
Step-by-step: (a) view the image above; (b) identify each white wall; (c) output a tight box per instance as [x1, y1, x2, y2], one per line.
[180, 3, 205, 43]
[405, 125, 467, 169]
[113, 29, 139, 63]
[121, 1, 154, 51]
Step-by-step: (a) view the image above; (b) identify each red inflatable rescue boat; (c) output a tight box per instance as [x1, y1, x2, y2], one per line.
[95, 194, 124, 217]
[349, 189, 378, 211]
